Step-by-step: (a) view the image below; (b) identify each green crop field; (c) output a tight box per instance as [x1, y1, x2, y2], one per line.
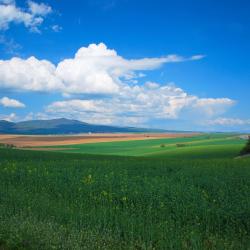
[40, 133, 245, 158]
[0, 134, 250, 249]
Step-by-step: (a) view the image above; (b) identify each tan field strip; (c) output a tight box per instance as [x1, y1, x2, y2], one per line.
[0, 133, 199, 147]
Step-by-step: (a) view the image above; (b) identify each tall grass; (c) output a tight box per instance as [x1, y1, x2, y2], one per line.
[0, 148, 249, 249]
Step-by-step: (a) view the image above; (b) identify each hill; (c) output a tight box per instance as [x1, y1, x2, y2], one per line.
[0, 118, 166, 135]
[0, 143, 249, 249]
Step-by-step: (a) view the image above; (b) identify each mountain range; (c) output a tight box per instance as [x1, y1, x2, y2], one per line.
[0, 118, 166, 135]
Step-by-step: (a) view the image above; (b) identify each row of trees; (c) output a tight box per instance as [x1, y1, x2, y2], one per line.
[240, 136, 250, 156]
[0, 143, 16, 149]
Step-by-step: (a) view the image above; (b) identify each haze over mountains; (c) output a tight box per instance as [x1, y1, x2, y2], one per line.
[0, 118, 166, 135]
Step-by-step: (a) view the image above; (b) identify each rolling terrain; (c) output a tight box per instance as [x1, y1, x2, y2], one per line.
[34, 133, 245, 158]
[0, 132, 196, 147]
[0, 133, 249, 249]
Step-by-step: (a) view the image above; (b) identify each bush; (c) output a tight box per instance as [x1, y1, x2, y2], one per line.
[240, 136, 250, 156]
[160, 144, 165, 148]
[0, 143, 16, 149]
[176, 143, 186, 147]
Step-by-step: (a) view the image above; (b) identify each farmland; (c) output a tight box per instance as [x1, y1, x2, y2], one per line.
[0, 133, 249, 249]
[0, 133, 197, 147]
[33, 133, 246, 158]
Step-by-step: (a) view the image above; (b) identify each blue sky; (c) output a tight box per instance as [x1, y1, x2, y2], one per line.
[0, 0, 249, 131]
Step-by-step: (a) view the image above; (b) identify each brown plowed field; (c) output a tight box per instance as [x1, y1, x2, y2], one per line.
[0, 133, 199, 147]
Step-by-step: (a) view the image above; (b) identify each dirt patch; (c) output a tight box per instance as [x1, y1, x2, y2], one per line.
[235, 153, 250, 159]
[0, 134, 20, 140]
[0, 133, 200, 147]
[20, 147, 78, 151]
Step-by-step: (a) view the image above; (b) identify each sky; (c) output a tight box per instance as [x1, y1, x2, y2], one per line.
[0, 0, 249, 132]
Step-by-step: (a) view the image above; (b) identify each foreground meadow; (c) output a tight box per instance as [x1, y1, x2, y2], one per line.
[0, 135, 250, 249]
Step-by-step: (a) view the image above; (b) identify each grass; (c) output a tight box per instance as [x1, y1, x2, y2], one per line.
[39, 133, 245, 158]
[0, 134, 249, 249]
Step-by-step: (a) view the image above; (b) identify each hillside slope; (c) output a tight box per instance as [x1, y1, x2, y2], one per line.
[0, 118, 166, 135]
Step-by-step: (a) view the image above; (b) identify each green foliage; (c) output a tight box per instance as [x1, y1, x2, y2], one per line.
[0, 147, 249, 249]
[240, 137, 250, 156]
[0, 143, 16, 149]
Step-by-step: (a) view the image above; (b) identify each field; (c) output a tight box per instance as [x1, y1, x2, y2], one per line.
[0, 133, 250, 249]
[0, 133, 197, 147]
[32, 133, 246, 158]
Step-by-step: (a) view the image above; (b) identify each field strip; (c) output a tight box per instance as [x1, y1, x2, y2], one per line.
[18, 135, 236, 154]
[20, 147, 78, 151]
[0, 133, 200, 147]
[0, 134, 21, 140]
[142, 142, 240, 157]
[149, 136, 234, 149]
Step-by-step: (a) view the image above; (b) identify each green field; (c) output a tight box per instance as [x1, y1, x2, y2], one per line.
[0, 134, 250, 249]
[42, 133, 245, 158]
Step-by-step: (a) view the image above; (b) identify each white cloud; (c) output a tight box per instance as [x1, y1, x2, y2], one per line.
[0, 0, 52, 32]
[23, 111, 50, 121]
[51, 24, 62, 32]
[207, 117, 250, 126]
[0, 112, 17, 121]
[192, 98, 235, 117]
[0, 56, 63, 91]
[28, 1, 51, 16]
[45, 83, 235, 126]
[0, 96, 25, 108]
[0, 42, 204, 95]
[190, 55, 205, 60]
[144, 81, 160, 89]
[47, 99, 105, 113]
[0, 42, 235, 128]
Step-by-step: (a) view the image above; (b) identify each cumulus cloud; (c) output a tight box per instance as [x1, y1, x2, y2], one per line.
[0, 0, 52, 32]
[0, 96, 25, 108]
[0, 56, 62, 91]
[192, 98, 235, 117]
[56, 43, 203, 94]
[45, 83, 235, 126]
[207, 117, 250, 126]
[0, 42, 204, 95]
[27, 0, 52, 16]
[0, 112, 17, 121]
[0, 42, 234, 127]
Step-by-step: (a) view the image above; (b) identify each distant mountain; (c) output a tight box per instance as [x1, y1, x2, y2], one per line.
[0, 118, 166, 135]
[0, 120, 15, 134]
